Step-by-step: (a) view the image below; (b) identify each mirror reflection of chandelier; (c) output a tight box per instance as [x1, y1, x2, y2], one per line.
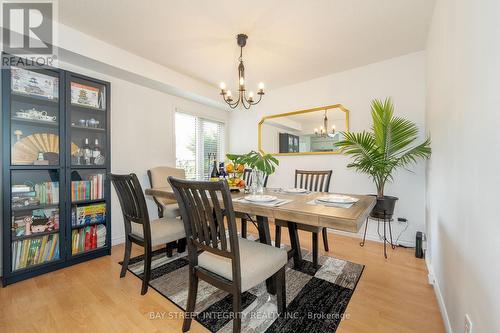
[314, 109, 336, 137]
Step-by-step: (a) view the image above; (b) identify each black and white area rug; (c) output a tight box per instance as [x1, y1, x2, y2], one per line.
[121, 242, 364, 333]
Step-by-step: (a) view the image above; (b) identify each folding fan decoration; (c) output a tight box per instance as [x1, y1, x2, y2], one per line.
[12, 133, 79, 165]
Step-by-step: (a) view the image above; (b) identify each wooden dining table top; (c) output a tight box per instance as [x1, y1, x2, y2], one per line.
[145, 187, 376, 233]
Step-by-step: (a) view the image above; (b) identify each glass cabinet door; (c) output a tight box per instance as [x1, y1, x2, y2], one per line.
[68, 75, 107, 167]
[70, 169, 107, 256]
[10, 67, 61, 166]
[10, 170, 61, 271]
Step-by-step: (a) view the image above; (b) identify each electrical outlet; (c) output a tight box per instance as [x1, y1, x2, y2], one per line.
[465, 314, 473, 333]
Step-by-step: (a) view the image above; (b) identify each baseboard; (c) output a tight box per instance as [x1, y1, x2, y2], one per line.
[425, 258, 453, 333]
[327, 228, 415, 248]
[111, 235, 125, 246]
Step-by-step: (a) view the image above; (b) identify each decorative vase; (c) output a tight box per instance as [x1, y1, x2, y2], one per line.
[250, 170, 265, 195]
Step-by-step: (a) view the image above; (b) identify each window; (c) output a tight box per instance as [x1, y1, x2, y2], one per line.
[175, 112, 225, 180]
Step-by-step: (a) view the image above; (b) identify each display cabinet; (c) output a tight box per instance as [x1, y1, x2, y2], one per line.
[2, 59, 111, 286]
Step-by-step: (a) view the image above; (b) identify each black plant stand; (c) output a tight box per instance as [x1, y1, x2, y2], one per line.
[360, 211, 396, 259]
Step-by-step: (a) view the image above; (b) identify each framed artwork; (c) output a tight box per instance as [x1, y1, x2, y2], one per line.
[11, 67, 58, 100]
[71, 82, 101, 109]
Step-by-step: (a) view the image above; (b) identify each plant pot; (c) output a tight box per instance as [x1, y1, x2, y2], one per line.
[370, 195, 398, 219]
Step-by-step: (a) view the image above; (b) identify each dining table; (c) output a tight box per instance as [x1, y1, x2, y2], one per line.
[145, 187, 376, 273]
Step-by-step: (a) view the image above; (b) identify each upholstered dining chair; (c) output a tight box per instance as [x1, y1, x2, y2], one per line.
[169, 177, 287, 333]
[110, 173, 186, 295]
[239, 168, 269, 239]
[275, 169, 333, 267]
[148, 166, 185, 218]
[147, 166, 187, 256]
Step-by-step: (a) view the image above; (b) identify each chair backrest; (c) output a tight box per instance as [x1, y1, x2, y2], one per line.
[242, 168, 269, 187]
[148, 166, 186, 190]
[295, 169, 333, 192]
[168, 177, 241, 280]
[110, 173, 151, 243]
[148, 166, 186, 209]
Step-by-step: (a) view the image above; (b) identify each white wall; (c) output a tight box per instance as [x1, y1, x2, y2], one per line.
[58, 61, 229, 246]
[229, 52, 427, 245]
[426, 0, 500, 332]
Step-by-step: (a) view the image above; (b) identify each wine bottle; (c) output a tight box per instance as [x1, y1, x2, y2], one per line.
[93, 139, 101, 159]
[218, 162, 226, 179]
[210, 157, 218, 179]
[83, 138, 92, 165]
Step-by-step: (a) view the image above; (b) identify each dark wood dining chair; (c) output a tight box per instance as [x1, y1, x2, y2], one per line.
[275, 169, 333, 267]
[168, 177, 286, 333]
[110, 173, 186, 295]
[239, 168, 269, 239]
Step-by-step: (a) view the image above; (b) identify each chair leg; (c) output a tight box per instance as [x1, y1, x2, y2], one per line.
[241, 218, 248, 239]
[177, 238, 187, 253]
[120, 239, 132, 278]
[275, 225, 282, 248]
[166, 241, 175, 257]
[274, 266, 286, 315]
[232, 291, 242, 333]
[183, 267, 199, 332]
[322, 228, 330, 252]
[312, 232, 319, 268]
[141, 247, 152, 295]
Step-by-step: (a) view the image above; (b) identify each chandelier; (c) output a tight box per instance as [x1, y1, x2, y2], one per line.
[314, 109, 336, 137]
[219, 34, 265, 109]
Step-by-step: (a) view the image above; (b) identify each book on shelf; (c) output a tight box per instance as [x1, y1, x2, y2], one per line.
[71, 224, 106, 254]
[35, 182, 59, 204]
[11, 234, 59, 271]
[12, 181, 59, 208]
[12, 185, 32, 193]
[71, 174, 104, 201]
[71, 203, 106, 227]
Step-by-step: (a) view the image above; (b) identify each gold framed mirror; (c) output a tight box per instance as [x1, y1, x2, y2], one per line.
[258, 104, 350, 156]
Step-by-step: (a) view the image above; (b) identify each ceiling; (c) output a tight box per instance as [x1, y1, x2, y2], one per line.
[59, 0, 435, 91]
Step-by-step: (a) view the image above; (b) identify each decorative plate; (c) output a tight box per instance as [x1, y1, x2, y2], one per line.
[316, 195, 359, 204]
[244, 195, 277, 203]
[282, 188, 308, 193]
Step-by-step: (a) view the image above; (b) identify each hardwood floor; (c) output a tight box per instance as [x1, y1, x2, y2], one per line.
[0, 222, 445, 333]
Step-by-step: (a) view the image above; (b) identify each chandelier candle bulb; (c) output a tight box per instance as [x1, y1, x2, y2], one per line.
[220, 82, 226, 90]
[239, 77, 245, 86]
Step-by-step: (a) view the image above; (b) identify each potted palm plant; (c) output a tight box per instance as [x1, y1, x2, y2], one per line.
[337, 98, 431, 218]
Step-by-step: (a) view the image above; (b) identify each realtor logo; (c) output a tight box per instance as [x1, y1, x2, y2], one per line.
[3, 2, 53, 54]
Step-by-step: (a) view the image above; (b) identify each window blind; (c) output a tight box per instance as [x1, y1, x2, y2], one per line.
[175, 112, 225, 180]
